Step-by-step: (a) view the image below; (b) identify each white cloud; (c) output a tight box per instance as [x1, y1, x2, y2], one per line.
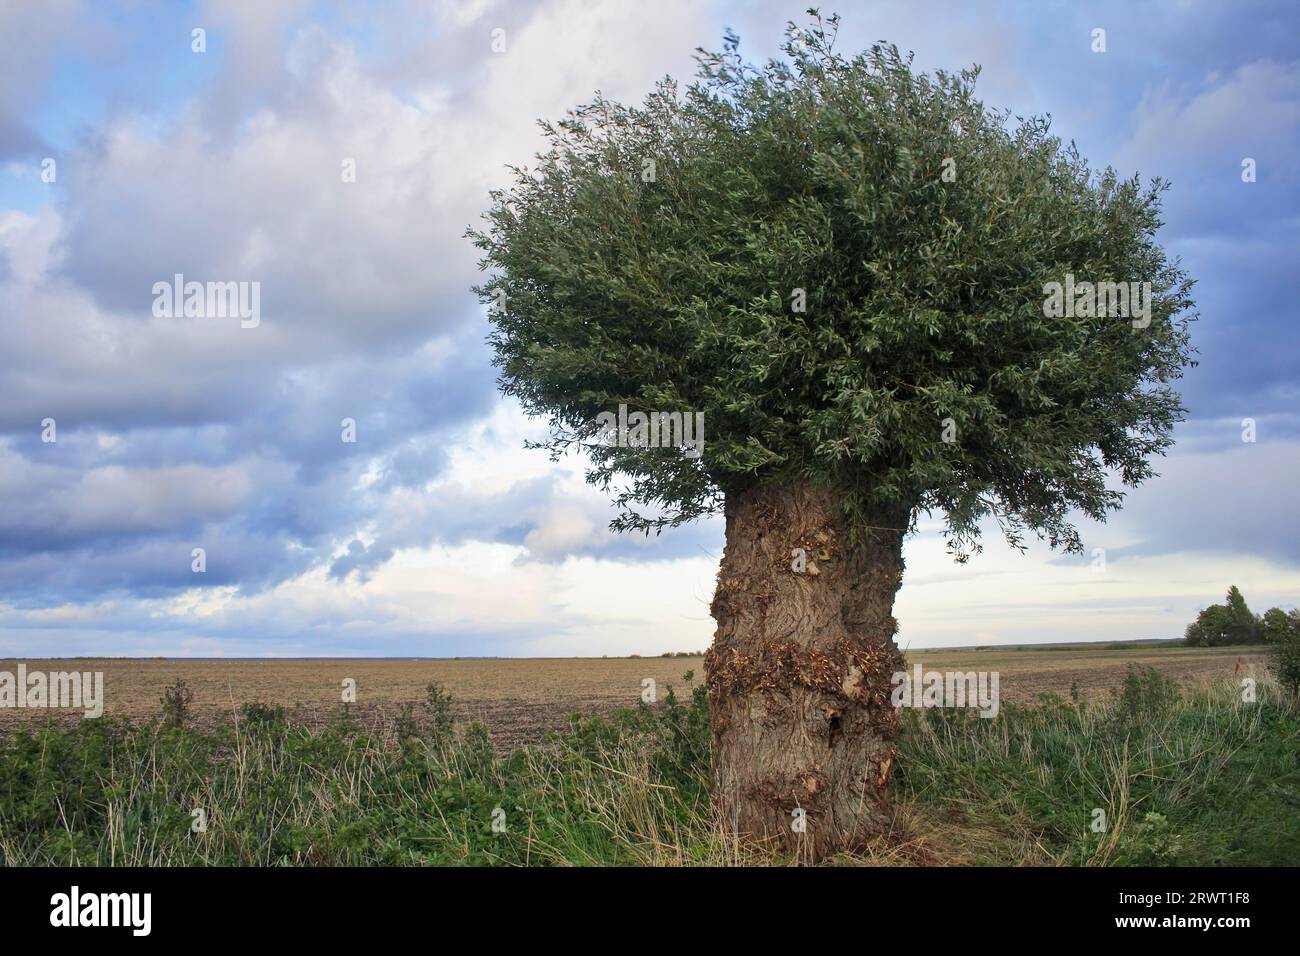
[2, 0, 1298, 658]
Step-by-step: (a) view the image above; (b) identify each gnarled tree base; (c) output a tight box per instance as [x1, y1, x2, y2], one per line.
[705, 482, 909, 863]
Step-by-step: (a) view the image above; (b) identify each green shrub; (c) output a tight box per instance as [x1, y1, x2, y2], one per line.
[1271, 624, 1300, 698]
[1113, 664, 1181, 723]
[424, 680, 455, 743]
[159, 679, 194, 729]
[239, 701, 286, 731]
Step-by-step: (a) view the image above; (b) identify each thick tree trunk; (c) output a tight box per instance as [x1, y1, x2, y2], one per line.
[705, 481, 909, 863]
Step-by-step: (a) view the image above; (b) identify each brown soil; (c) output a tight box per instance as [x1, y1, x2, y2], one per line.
[0, 646, 1268, 750]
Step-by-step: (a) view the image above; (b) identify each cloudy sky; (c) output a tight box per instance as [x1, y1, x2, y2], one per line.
[0, 0, 1296, 657]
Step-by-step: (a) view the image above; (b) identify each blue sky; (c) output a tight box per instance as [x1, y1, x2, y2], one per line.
[1, 0, 1297, 657]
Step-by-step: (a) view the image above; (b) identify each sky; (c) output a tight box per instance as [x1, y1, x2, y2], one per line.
[0, 0, 1297, 658]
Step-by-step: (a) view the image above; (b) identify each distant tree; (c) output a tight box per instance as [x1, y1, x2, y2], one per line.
[1261, 606, 1297, 644]
[1185, 604, 1227, 646]
[470, 13, 1196, 859]
[1185, 586, 1264, 646]
[1224, 586, 1261, 642]
[1271, 610, 1300, 698]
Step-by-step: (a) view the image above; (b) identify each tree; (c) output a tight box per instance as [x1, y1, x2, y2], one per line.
[1185, 586, 1263, 646]
[1224, 585, 1262, 643]
[1185, 604, 1232, 646]
[1271, 610, 1300, 698]
[469, 14, 1197, 860]
[1262, 606, 1298, 645]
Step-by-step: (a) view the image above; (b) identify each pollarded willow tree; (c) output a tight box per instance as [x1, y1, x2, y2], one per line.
[469, 14, 1195, 860]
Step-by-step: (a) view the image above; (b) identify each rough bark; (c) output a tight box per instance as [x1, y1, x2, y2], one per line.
[704, 481, 909, 863]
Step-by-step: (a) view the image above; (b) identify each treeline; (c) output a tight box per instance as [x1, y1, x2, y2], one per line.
[1184, 586, 1298, 647]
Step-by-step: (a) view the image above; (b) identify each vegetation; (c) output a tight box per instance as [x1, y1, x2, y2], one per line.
[159, 678, 194, 730]
[899, 667, 1300, 865]
[1185, 586, 1262, 646]
[469, 10, 1199, 856]
[1184, 585, 1298, 649]
[1271, 616, 1300, 698]
[1, 671, 1295, 866]
[469, 12, 1196, 555]
[1263, 607, 1298, 645]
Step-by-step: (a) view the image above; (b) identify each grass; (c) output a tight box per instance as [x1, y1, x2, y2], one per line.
[893, 668, 1300, 865]
[0, 669, 1296, 866]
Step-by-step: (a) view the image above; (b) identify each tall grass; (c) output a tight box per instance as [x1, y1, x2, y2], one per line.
[894, 667, 1300, 865]
[1, 669, 1295, 866]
